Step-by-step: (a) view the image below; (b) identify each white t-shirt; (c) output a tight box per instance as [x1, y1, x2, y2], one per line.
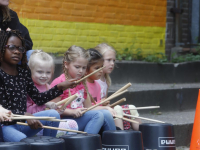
[96, 79, 108, 99]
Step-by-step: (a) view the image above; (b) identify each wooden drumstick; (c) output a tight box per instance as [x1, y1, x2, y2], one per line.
[82, 90, 128, 114]
[9, 116, 56, 120]
[110, 98, 126, 107]
[114, 115, 139, 124]
[123, 114, 165, 123]
[75, 66, 105, 84]
[122, 106, 160, 110]
[109, 83, 132, 98]
[60, 94, 79, 110]
[17, 122, 87, 134]
[56, 94, 79, 106]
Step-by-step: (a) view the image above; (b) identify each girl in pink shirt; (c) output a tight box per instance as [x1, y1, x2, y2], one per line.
[95, 43, 142, 131]
[27, 50, 78, 136]
[51, 45, 116, 134]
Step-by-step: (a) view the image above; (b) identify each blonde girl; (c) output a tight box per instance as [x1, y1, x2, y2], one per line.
[51, 45, 116, 134]
[27, 50, 78, 137]
[95, 43, 142, 130]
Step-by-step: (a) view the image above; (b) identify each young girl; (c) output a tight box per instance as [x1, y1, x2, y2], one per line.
[27, 50, 78, 137]
[95, 43, 142, 130]
[0, 30, 76, 142]
[50, 45, 116, 134]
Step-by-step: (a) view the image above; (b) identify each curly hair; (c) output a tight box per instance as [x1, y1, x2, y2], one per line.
[0, 30, 27, 68]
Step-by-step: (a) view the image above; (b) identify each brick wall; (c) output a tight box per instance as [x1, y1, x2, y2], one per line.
[10, 0, 167, 55]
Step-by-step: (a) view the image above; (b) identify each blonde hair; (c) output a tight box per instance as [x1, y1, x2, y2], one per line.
[63, 45, 96, 104]
[0, 6, 11, 22]
[95, 43, 116, 87]
[28, 50, 55, 81]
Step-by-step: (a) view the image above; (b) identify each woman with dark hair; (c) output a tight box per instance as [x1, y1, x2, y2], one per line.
[0, 0, 33, 58]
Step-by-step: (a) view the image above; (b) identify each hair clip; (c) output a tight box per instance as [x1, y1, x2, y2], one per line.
[6, 28, 11, 31]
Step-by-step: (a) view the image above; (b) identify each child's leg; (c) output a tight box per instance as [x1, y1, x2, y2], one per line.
[19, 109, 60, 137]
[97, 109, 116, 131]
[129, 105, 142, 131]
[2, 124, 27, 142]
[114, 105, 124, 130]
[62, 110, 104, 134]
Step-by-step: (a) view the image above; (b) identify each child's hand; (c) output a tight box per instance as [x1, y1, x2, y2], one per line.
[45, 102, 58, 109]
[71, 108, 87, 118]
[106, 107, 116, 116]
[57, 79, 77, 91]
[101, 98, 110, 106]
[25, 112, 43, 129]
[56, 105, 65, 115]
[0, 111, 12, 122]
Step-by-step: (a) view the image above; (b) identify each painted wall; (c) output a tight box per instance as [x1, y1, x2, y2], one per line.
[10, 0, 167, 55]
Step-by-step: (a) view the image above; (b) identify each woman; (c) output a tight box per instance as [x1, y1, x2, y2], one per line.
[0, 0, 33, 52]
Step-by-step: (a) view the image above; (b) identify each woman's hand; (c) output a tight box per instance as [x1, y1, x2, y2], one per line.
[57, 79, 77, 91]
[71, 108, 87, 118]
[25, 112, 43, 129]
[45, 102, 58, 109]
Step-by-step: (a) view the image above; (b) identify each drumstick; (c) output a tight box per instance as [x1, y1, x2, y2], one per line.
[60, 94, 79, 110]
[8, 117, 56, 120]
[114, 115, 139, 124]
[109, 83, 132, 98]
[123, 114, 165, 123]
[110, 98, 126, 107]
[122, 106, 160, 110]
[75, 66, 105, 84]
[17, 122, 87, 134]
[56, 94, 78, 106]
[82, 90, 128, 114]
[8, 114, 66, 122]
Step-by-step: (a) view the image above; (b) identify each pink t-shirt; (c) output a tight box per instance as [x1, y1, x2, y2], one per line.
[51, 74, 87, 109]
[87, 81, 101, 105]
[26, 83, 50, 114]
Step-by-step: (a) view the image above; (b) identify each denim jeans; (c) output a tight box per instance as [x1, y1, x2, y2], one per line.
[98, 109, 116, 131]
[62, 110, 104, 134]
[2, 109, 60, 142]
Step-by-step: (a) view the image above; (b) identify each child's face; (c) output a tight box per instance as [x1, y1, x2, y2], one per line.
[31, 60, 52, 85]
[86, 60, 103, 83]
[3, 36, 23, 65]
[64, 57, 88, 80]
[0, 0, 9, 6]
[103, 51, 116, 74]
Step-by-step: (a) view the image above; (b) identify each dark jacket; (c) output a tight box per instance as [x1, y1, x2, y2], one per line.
[0, 9, 33, 51]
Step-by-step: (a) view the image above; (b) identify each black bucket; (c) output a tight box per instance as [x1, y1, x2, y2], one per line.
[102, 130, 144, 150]
[0, 123, 3, 142]
[21, 136, 65, 150]
[139, 123, 176, 150]
[0, 142, 30, 150]
[60, 134, 102, 150]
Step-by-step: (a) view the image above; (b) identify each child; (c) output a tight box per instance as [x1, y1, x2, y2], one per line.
[95, 43, 142, 130]
[51, 45, 116, 134]
[27, 50, 78, 137]
[0, 30, 76, 142]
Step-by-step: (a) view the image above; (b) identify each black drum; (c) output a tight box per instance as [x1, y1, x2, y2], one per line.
[60, 134, 102, 150]
[102, 130, 144, 150]
[0, 142, 30, 150]
[139, 123, 176, 150]
[0, 124, 3, 142]
[21, 136, 65, 150]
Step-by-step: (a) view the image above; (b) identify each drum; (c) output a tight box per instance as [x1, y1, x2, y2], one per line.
[60, 134, 102, 150]
[139, 123, 176, 150]
[21, 136, 65, 150]
[0, 142, 30, 150]
[102, 130, 144, 150]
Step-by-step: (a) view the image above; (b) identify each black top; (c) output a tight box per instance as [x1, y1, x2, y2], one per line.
[0, 9, 33, 51]
[0, 66, 63, 125]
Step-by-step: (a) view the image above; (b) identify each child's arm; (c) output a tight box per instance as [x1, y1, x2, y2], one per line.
[26, 96, 46, 114]
[62, 108, 87, 118]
